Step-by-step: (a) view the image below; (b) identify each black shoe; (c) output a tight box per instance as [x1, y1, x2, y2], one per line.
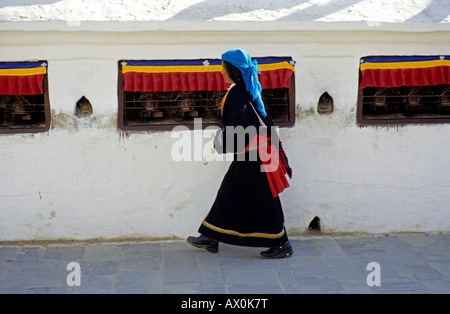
[187, 235, 219, 253]
[260, 242, 293, 259]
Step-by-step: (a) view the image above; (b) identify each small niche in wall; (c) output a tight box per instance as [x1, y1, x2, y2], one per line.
[317, 92, 333, 114]
[308, 216, 321, 232]
[75, 96, 93, 118]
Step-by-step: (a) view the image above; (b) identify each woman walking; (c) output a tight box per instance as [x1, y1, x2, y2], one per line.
[187, 49, 293, 258]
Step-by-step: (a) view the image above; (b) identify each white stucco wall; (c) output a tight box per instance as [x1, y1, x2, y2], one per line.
[0, 22, 449, 241]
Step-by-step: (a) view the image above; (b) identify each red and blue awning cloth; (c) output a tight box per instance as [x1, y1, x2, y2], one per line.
[0, 62, 47, 95]
[122, 57, 295, 92]
[360, 56, 450, 89]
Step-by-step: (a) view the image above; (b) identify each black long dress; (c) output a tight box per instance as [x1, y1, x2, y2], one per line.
[198, 83, 289, 248]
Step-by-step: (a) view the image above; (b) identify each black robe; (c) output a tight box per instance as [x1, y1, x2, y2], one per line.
[198, 83, 289, 248]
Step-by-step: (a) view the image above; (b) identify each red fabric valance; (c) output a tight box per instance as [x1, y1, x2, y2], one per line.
[0, 62, 47, 95]
[359, 56, 450, 89]
[0, 75, 45, 95]
[123, 69, 294, 93]
[259, 68, 294, 90]
[360, 67, 450, 89]
[122, 58, 295, 93]
[123, 71, 227, 92]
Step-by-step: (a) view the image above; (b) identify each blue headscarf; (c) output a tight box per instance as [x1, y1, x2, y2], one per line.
[222, 49, 267, 117]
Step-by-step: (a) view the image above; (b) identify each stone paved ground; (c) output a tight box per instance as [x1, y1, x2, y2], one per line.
[0, 233, 449, 294]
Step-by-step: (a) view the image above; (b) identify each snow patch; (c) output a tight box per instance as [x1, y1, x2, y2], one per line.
[0, 0, 448, 23]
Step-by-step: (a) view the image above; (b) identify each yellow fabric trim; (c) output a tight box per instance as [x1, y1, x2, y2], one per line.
[360, 60, 450, 71]
[221, 83, 235, 116]
[0, 67, 47, 76]
[122, 62, 295, 74]
[258, 62, 295, 72]
[201, 220, 285, 239]
[122, 65, 223, 74]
